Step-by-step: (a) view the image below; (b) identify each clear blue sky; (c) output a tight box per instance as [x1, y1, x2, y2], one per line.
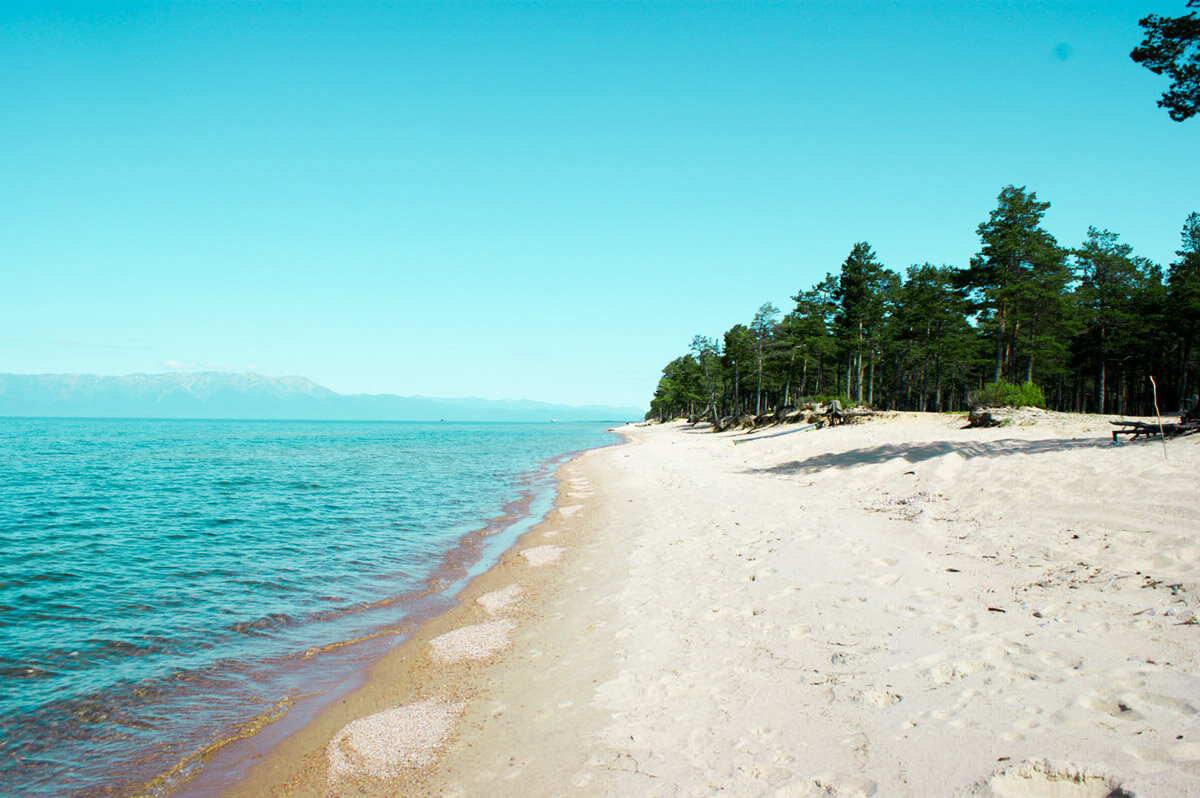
[2, 1, 1196, 410]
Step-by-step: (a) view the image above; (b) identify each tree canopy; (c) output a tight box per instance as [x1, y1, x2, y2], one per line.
[647, 186, 1197, 423]
[1131, 11, 1200, 121]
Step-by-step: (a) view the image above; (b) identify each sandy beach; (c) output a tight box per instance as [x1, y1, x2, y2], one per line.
[229, 412, 1200, 797]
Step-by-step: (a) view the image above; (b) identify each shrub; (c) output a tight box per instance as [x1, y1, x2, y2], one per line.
[797, 393, 857, 408]
[970, 380, 1046, 409]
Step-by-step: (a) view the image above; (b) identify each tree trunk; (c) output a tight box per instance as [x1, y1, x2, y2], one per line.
[755, 345, 764, 415]
[699, 356, 718, 422]
[868, 349, 876, 406]
[920, 323, 931, 412]
[1181, 339, 1192, 413]
[783, 350, 795, 408]
[855, 322, 865, 402]
[993, 303, 1006, 383]
[934, 353, 943, 412]
[732, 361, 739, 416]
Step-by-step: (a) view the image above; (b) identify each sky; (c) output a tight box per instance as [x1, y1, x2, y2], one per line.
[2, 1, 1197, 411]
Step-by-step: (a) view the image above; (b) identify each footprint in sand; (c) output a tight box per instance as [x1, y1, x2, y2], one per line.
[952, 612, 980, 631]
[873, 572, 901, 588]
[966, 758, 1129, 797]
[928, 659, 993, 685]
[857, 688, 902, 706]
[1080, 693, 1145, 721]
[1132, 690, 1198, 715]
[772, 774, 879, 797]
[1129, 740, 1200, 766]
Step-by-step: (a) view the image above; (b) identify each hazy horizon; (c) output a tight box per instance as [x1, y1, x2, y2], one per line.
[0, 371, 646, 420]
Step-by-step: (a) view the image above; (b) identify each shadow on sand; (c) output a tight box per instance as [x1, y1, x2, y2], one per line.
[749, 436, 1107, 477]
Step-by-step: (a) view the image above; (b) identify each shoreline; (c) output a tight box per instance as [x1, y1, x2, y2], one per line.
[161, 467, 551, 796]
[213, 430, 632, 795]
[224, 413, 1199, 795]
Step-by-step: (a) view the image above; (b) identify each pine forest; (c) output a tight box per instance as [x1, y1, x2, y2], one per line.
[648, 186, 1200, 423]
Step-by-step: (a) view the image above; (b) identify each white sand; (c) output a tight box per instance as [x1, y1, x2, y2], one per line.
[587, 416, 1199, 796]
[242, 413, 1200, 796]
[428, 619, 517, 662]
[434, 413, 1200, 796]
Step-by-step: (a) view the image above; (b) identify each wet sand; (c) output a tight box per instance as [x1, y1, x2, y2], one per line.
[222, 435, 631, 796]
[226, 414, 1200, 796]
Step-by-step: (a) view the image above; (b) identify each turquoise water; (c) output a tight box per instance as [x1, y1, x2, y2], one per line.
[0, 418, 618, 795]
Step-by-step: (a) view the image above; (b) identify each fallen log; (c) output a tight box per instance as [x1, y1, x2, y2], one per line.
[1110, 419, 1200, 442]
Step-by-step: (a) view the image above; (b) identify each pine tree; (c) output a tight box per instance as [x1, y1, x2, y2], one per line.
[690, 335, 722, 422]
[966, 186, 1067, 386]
[789, 275, 839, 398]
[648, 355, 705, 421]
[721, 324, 754, 417]
[1131, 12, 1200, 121]
[893, 264, 974, 411]
[1167, 213, 1200, 408]
[833, 243, 893, 403]
[1073, 228, 1161, 413]
[750, 303, 780, 414]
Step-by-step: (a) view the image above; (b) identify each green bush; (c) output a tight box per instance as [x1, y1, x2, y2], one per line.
[970, 380, 1046, 408]
[797, 393, 857, 409]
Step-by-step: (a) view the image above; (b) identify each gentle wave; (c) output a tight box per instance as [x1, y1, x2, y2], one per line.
[0, 418, 616, 794]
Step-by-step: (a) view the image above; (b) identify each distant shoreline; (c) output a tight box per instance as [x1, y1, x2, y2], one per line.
[0, 372, 645, 423]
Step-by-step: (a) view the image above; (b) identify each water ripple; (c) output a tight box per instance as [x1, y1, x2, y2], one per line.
[0, 418, 616, 794]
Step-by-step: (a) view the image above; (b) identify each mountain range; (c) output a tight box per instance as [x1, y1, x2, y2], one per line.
[0, 372, 644, 422]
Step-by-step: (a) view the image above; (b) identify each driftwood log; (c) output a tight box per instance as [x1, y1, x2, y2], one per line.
[716, 403, 880, 434]
[1110, 419, 1200, 442]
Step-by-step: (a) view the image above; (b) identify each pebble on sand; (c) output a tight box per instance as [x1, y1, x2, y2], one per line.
[520, 544, 565, 567]
[326, 698, 467, 782]
[429, 619, 518, 662]
[476, 584, 524, 616]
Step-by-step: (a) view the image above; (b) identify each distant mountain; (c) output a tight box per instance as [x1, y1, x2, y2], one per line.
[0, 373, 644, 422]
